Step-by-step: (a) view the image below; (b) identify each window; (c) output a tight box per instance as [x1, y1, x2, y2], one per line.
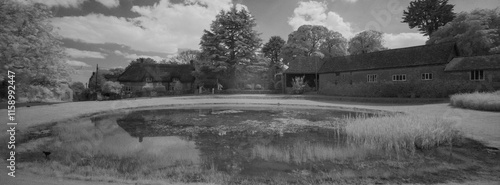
[367, 74, 378, 82]
[470, 70, 484, 81]
[145, 77, 152, 82]
[421, 73, 433, 80]
[392, 74, 407, 81]
[124, 86, 132, 92]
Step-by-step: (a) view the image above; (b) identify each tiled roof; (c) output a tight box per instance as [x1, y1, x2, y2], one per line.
[445, 54, 500, 71]
[319, 42, 458, 73]
[117, 63, 195, 82]
[284, 56, 324, 74]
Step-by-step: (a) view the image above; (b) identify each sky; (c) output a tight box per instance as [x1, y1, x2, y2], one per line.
[15, 0, 500, 84]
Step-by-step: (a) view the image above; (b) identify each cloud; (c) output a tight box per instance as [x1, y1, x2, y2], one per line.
[383, 33, 427, 49]
[114, 50, 164, 62]
[51, 0, 243, 54]
[95, 0, 119, 8]
[66, 60, 91, 67]
[288, 1, 354, 38]
[15, 0, 86, 8]
[66, 48, 107, 59]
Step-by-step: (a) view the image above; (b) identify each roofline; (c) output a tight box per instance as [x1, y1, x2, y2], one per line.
[319, 63, 447, 74]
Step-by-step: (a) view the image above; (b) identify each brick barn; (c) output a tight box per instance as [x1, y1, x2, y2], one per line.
[315, 42, 500, 98]
[117, 63, 195, 96]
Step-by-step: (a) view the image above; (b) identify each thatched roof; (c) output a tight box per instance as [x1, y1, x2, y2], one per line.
[284, 56, 325, 74]
[117, 63, 195, 83]
[319, 42, 458, 73]
[445, 54, 500, 71]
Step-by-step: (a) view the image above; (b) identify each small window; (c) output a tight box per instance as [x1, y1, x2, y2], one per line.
[124, 86, 132, 92]
[470, 70, 484, 81]
[392, 74, 407, 82]
[421, 73, 433, 80]
[367, 74, 377, 83]
[145, 77, 152, 82]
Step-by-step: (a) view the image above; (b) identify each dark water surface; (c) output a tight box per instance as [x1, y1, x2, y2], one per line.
[52, 107, 372, 176]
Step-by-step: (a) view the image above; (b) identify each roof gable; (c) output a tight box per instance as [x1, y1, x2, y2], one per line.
[319, 42, 458, 73]
[445, 54, 500, 71]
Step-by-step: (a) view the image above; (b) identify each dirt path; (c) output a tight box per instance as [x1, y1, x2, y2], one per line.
[1, 95, 499, 184]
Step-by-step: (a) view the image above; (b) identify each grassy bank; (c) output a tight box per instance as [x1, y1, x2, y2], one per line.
[450, 91, 500, 111]
[344, 114, 462, 155]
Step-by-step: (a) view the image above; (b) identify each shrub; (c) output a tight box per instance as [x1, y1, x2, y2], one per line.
[292, 76, 307, 94]
[450, 91, 500, 111]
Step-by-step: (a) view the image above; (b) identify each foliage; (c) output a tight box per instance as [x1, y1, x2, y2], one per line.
[0, 0, 72, 97]
[291, 76, 307, 94]
[70, 82, 86, 101]
[88, 71, 107, 91]
[126, 57, 157, 69]
[402, 0, 456, 36]
[348, 30, 387, 55]
[427, 8, 500, 56]
[262, 36, 285, 71]
[281, 25, 328, 64]
[320, 31, 349, 57]
[199, 6, 262, 87]
[167, 50, 200, 64]
[23, 84, 73, 102]
[102, 81, 123, 95]
[107, 68, 125, 78]
[450, 91, 500, 111]
[235, 55, 270, 85]
[173, 80, 183, 92]
[345, 114, 461, 154]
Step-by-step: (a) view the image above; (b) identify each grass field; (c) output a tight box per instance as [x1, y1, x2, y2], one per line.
[450, 91, 500, 111]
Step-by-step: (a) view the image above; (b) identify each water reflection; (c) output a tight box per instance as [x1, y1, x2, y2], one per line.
[101, 108, 369, 175]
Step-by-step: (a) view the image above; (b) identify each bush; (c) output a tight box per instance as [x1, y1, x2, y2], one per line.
[450, 91, 500, 111]
[292, 76, 307, 94]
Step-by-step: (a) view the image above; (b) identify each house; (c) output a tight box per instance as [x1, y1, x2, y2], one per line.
[282, 55, 324, 93]
[117, 63, 195, 96]
[317, 42, 500, 98]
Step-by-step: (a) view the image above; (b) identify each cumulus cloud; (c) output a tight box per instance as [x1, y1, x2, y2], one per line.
[114, 50, 164, 62]
[15, 0, 86, 8]
[95, 0, 119, 8]
[66, 48, 107, 59]
[288, 1, 354, 38]
[288, 1, 427, 49]
[383, 33, 427, 49]
[51, 0, 242, 54]
[66, 60, 91, 67]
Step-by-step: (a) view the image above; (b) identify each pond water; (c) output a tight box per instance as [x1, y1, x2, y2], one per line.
[15, 106, 500, 184]
[20, 107, 374, 177]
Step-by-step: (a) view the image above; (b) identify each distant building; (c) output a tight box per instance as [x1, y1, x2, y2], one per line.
[282, 56, 324, 93]
[117, 63, 195, 95]
[284, 42, 500, 97]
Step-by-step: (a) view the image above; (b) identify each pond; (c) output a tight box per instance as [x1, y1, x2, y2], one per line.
[14, 106, 500, 184]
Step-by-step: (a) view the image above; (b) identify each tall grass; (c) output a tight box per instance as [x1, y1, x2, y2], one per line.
[251, 142, 371, 164]
[450, 91, 500, 111]
[344, 114, 461, 155]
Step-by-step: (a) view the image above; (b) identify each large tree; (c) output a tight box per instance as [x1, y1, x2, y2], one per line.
[320, 31, 348, 57]
[166, 49, 200, 64]
[348, 30, 387, 55]
[199, 6, 262, 87]
[281, 25, 329, 64]
[0, 0, 72, 95]
[427, 8, 500, 56]
[402, 0, 456, 36]
[262, 36, 285, 75]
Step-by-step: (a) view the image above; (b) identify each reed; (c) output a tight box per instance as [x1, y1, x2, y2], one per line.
[450, 91, 500, 111]
[344, 114, 461, 154]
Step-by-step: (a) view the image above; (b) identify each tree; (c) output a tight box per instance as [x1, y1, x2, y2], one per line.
[427, 8, 500, 56]
[171, 50, 200, 64]
[320, 31, 348, 57]
[200, 6, 262, 88]
[1, 0, 72, 97]
[281, 25, 329, 64]
[402, 0, 456, 36]
[70, 81, 86, 101]
[262, 36, 285, 68]
[348, 30, 387, 55]
[102, 81, 123, 95]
